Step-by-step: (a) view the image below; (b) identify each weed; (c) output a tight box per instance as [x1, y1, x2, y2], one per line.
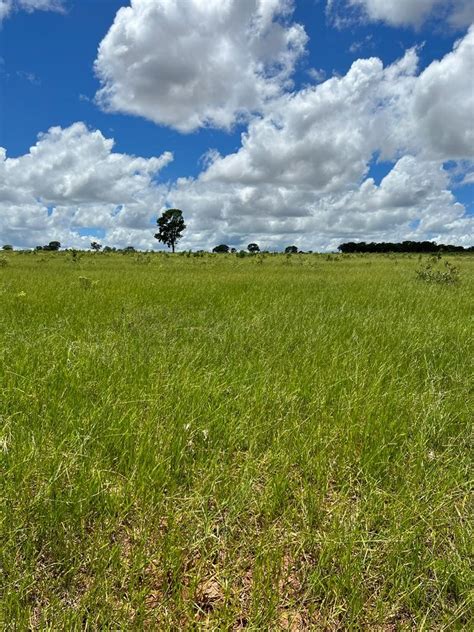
[416, 259, 460, 284]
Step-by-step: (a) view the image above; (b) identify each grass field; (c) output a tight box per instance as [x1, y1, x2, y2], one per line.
[1, 251, 472, 629]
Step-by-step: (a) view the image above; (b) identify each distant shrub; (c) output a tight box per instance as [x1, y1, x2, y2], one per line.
[236, 250, 247, 258]
[212, 244, 230, 253]
[416, 260, 460, 285]
[42, 241, 61, 251]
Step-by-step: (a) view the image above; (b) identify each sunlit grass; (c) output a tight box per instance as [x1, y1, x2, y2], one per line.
[1, 251, 472, 629]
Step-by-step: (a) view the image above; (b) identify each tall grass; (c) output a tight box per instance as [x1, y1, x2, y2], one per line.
[1, 252, 472, 629]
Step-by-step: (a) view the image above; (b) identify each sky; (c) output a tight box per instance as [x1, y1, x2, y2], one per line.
[0, 0, 473, 251]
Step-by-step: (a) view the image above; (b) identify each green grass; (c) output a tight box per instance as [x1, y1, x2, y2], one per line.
[1, 251, 472, 629]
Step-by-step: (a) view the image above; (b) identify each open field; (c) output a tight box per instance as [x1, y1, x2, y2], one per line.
[0, 251, 473, 629]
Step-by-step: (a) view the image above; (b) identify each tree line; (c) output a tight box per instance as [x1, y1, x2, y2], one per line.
[2, 209, 473, 253]
[338, 241, 474, 254]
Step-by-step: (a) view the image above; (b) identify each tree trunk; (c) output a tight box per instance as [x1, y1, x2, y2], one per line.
[172, 242, 175, 253]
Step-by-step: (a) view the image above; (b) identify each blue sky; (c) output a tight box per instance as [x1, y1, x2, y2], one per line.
[0, 0, 473, 250]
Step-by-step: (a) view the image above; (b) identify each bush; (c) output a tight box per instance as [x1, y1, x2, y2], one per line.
[212, 244, 230, 253]
[416, 260, 460, 285]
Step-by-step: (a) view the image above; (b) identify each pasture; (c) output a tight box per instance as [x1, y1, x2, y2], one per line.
[0, 251, 472, 629]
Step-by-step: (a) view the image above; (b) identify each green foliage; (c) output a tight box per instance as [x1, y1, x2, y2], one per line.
[42, 240, 61, 251]
[155, 209, 186, 253]
[247, 243, 260, 253]
[416, 259, 461, 284]
[2, 244, 13, 251]
[212, 244, 230, 253]
[285, 245, 298, 254]
[68, 249, 82, 263]
[0, 253, 472, 629]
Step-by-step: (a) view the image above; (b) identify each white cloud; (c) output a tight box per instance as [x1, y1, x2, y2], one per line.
[307, 67, 327, 82]
[0, 123, 173, 249]
[409, 28, 474, 159]
[0, 0, 65, 21]
[331, 0, 474, 29]
[94, 0, 307, 132]
[169, 156, 472, 252]
[199, 51, 418, 191]
[166, 31, 474, 250]
[2, 26, 473, 251]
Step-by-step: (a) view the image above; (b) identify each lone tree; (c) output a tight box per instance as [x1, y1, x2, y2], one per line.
[155, 209, 186, 253]
[2, 245, 13, 251]
[91, 241, 102, 252]
[285, 245, 298, 254]
[247, 243, 260, 253]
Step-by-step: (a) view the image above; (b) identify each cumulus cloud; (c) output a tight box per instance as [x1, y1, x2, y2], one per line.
[330, 0, 474, 29]
[166, 30, 474, 250]
[94, 0, 307, 132]
[2, 27, 473, 251]
[0, 123, 173, 248]
[410, 28, 474, 159]
[170, 157, 472, 252]
[0, 0, 65, 21]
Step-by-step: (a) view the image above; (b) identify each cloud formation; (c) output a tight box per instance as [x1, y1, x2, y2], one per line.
[168, 28, 474, 249]
[0, 123, 172, 248]
[95, 0, 307, 132]
[2, 14, 473, 251]
[330, 0, 474, 29]
[0, 0, 65, 21]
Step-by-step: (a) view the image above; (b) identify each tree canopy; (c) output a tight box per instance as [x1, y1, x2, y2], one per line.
[338, 241, 472, 254]
[213, 244, 230, 253]
[155, 209, 186, 253]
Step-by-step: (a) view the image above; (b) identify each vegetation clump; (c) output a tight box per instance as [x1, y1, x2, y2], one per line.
[212, 244, 230, 253]
[339, 240, 473, 254]
[416, 259, 461, 284]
